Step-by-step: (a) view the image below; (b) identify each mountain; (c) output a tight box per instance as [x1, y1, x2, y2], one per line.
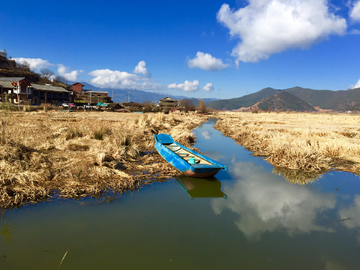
[208, 87, 279, 110]
[207, 86, 360, 111]
[254, 91, 315, 112]
[285, 86, 360, 111]
[81, 82, 218, 104]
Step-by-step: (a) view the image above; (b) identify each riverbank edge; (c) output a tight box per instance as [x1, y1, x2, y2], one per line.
[0, 112, 210, 209]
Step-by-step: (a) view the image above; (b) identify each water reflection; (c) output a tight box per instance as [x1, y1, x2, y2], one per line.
[211, 161, 336, 241]
[201, 130, 212, 140]
[0, 220, 15, 244]
[272, 167, 324, 185]
[176, 176, 227, 199]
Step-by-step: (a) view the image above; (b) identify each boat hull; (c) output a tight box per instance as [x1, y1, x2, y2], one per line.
[154, 134, 227, 178]
[182, 168, 220, 178]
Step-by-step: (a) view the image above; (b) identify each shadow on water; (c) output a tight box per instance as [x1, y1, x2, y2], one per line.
[175, 176, 227, 199]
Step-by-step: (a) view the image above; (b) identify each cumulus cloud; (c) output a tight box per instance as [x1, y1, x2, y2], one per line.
[188, 52, 228, 71]
[167, 80, 199, 92]
[350, 1, 360, 21]
[203, 82, 214, 92]
[133, 61, 151, 77]
[58, 64, 83, 82]
[13, 57, 52, 71]
[89, 64, 162, 90]
[217, 0, 347, 63]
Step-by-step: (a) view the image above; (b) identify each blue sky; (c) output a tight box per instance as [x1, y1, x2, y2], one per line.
[1, 0, 360, 99]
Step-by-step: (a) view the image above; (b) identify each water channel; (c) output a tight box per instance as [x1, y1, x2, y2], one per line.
[1, 119, 360, 269]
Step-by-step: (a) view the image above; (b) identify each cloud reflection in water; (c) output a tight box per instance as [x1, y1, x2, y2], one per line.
[211, 161, 336, 240]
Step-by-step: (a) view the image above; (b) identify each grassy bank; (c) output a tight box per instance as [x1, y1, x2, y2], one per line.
[0, 111, 207, 208]
[215, 112, 360, 183]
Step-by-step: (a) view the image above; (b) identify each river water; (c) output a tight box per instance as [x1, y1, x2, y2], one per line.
[1, 119, 360, 269]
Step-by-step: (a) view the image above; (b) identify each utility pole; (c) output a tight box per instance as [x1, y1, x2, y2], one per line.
[128, 91, 130, 103]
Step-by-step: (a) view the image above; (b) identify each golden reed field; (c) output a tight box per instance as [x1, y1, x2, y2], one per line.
[0, 111, 207, 208]
[215, 111, 360, 184]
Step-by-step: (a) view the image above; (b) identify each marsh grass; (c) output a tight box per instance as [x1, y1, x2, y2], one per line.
[215, 112, 360, 177]
[0, 111, 207, 208]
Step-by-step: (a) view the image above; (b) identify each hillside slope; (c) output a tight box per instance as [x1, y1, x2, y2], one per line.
[208, 87, 279, 110]
[285, 87, 360, 111]
[255, 91, 315, 112]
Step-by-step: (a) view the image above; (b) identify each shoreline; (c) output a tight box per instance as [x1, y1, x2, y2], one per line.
[0, 111, 208, 209]
[214, 112, 360, 183]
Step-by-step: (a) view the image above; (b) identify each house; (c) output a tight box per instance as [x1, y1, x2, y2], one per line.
[30, 84, 71, 105]
[72, 82, 85, 93]
[0, 77, 31, 103]
[158, 97, 178, 108]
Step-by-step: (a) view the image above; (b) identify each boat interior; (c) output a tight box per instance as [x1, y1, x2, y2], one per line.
[165, 143, 212, 165]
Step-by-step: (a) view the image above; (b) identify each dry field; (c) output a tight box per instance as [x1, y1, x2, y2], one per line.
[215, 112, 360, 184]
[0, 110, 207, 208]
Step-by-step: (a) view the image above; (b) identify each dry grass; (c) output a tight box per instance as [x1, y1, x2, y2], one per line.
[215, 112, 360, 179]
[0, 111, 207, 208]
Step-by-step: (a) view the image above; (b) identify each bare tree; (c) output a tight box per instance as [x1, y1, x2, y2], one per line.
[54, 76, 68, 84]
[40, 68, 55, 80]
[0, 49, 7, 58]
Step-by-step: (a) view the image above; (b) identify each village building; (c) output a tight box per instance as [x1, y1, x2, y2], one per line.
[30, 84, 71, 105]
[0, 77, 31, 103]
[158, 97, 178, 108]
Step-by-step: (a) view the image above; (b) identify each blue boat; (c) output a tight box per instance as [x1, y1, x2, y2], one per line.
[154, 133, 228, 178]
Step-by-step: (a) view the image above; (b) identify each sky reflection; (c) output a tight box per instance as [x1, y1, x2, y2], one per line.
[211, 161, 337, 240]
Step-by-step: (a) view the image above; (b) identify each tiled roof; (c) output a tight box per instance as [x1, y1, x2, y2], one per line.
[0, 81, 15, 88]
[31, 84, 69, 93]
[0, 77, 25, 82]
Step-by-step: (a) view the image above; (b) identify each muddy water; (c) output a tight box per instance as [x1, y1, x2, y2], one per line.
[1, 119, 360, 269]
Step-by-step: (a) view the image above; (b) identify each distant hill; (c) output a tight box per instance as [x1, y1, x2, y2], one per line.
[207, 86, 360, 111]
[208, 87, 279, 110]
[285, 86, 360, 111]
[81, 82, 218, 104]
[254, 91, 315, 112]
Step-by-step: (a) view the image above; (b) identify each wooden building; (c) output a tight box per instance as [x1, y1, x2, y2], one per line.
[30, 84, 71, 105]
[0, 77, 31, 103]
[72, 82, 85, 93]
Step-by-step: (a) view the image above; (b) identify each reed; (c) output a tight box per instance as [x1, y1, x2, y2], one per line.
[0, 111, 207, 208]
[215, 112, 360, 176]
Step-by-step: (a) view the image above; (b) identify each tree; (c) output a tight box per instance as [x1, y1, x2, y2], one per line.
[40, 68, 55, 80]
[0, 49, 7, 58]
[179, 99, 196, 112]
[198, 99, 208, 113]
[15, 60, 30, 72]
[54, 75, 68, 84]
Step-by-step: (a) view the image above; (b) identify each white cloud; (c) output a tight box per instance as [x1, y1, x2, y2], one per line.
[203, 82, 214, 92]
[89, 68, 161, 90]
[350, 79, 360, 89]
[217, 0, 347, 63]
[133, 61, 151, 77]
[13, 57, 52, 71]
[350, 1, 360, 21]
[188, 52, 228, 71]
[167, 80, 199, 92]
[58, 64, 83, 82]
